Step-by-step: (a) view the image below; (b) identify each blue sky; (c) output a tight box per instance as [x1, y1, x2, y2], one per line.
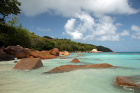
[16, 0, 140, 52]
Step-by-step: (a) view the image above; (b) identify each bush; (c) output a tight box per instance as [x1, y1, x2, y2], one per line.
[52, 38, 98, 52]
[42, 39, 55, 50]
[0, 24, 31, 48]
[29, 33, 55, 50]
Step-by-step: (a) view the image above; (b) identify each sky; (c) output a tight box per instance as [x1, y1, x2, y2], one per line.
[15, 0, 140, 52]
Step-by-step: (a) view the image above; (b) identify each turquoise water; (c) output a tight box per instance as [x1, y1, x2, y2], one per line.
[0, 52, 140, 93]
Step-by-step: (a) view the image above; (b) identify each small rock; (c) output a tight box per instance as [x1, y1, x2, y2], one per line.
[60, 58, 68, 59]
[14, 61, 18, 63]
[71, 58, 80, 63]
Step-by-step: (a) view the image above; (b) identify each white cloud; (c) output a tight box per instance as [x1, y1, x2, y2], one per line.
[20, 0, 139, 41]
[131, 25, 140, 39]
[64, 18, 76, 32]
[120, 30, 129, 36]
[95, 16, 117, 35]
[70, 31, 83, 39]
[64, 13, 94, 40]
[131, 25, 140, 32]
[64, 13, 130, 41]
[96, 35, 120, 41]
[20, 0, 139, 17]
[64, 18, 83, 39]
[115, 23, 123, 27]
[36, 27, 51, 32]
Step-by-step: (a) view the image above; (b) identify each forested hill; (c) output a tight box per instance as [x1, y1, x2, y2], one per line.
[0, 23, 112, 52]
[52, 38, 112, 52]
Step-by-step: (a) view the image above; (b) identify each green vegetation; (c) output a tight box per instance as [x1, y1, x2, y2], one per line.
[0, 23, 55, 50]
[96, 46, 112, 52]
[28, 33, 98, 52]
[52, 38, 97, 52]
[29, 32, 55, 50]
[0, 23, 31, 48]
[51, 38, 112, 52]
[0, 0, 21, 23]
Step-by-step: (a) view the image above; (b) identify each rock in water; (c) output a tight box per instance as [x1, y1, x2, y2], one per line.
[113, 52, 117, 54]
[45, 65, 82, 73]
[64, 51, 69, 56]
[14, 61, 18, 63]
[45, 63, 114, 73]
[49, 48, 59, 56]
[14, 58, 43, 70]
[71, 58, 80, 63]
[60, 58, 68, 59]
[59, 51, 69, 56]
[116, 76, 140, 88]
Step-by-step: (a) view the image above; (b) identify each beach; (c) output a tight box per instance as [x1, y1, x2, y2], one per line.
[0, 52, 140, 93]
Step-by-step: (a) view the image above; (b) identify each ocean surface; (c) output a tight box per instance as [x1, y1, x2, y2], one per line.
[0, 52, 140, 93]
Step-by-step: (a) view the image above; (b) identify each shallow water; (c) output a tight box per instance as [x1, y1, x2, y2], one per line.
[0, 52, 140, 93]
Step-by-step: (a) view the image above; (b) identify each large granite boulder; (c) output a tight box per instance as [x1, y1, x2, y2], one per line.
[4, 45, 30, 58]
[45, 65, 82, 73]
[45, 63, 114, 73]
[29, 50, 39, 58]
[49, 48, 59, 56]
[64, 51, 69, 56]
[4, 45, 59, 59]
[71, 58, 80, 63]
[29, 50, 57, 59]
[59, 51, 69, 56]
[91, 49, 102, 53]
[14, 58, 43, 70]
[116, 76, 140, 88]
[59, 52, 63, 55]
[0, 52, 14, 61]
[39, 54, 56, 59]
[41, 51, 49, 55]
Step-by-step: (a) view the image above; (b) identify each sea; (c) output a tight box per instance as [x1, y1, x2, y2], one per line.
[0, 52, 140, 93]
